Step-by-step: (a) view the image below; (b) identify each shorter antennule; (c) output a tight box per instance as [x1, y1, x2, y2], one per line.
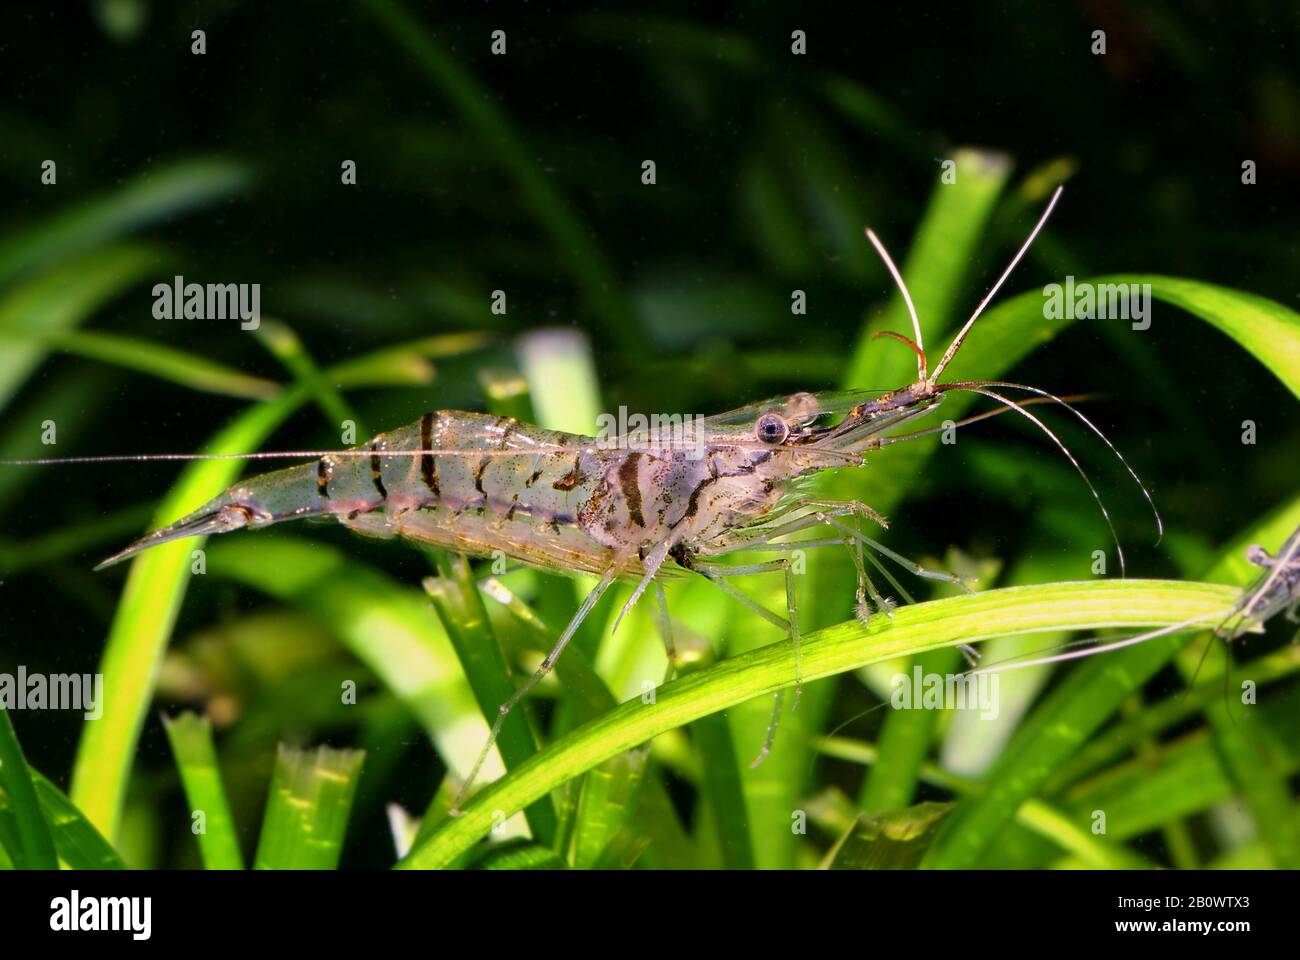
[865, 227, 927, 382]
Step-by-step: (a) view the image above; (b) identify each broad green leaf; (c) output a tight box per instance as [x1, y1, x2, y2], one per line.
[253, 744, 364, 870]
[821, 802, 952, 869]
[0, 770, 125, 869]
[0, 709, 57, 869]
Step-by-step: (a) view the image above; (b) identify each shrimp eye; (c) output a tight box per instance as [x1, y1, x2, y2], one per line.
[755, 412, 789, 445]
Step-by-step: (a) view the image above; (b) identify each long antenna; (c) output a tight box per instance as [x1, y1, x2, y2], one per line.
[930, 185, 1064, 383]
[864, 227, 927, 381]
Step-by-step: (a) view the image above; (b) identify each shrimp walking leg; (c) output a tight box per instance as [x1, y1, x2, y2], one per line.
[649, 582, 679, 684]
[705, 498, 971, 608]
[453, 563, 621, 812]
[691, 557, 802, 766]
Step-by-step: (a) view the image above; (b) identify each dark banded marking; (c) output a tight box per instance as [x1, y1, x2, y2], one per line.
[553, 455, 586, 492]
[618, 452, 645, 527]
[675, 459, 758, 529]
[474, 458, 489, 496]
[494, 415, 516, 444]
[677, 475, 717, 526]
[419, 412, 440, 496]
[525, 468, 543, 488]
[316, 457, 332, 499]
[369, 444, 388, 499]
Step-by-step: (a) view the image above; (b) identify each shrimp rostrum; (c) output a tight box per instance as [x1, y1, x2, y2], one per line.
[13, 185, 1158, 801]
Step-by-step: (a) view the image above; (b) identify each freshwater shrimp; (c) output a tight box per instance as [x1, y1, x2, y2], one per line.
[1220, 526, 1300, 641]
[973, 524, 1300, 678]
[2, 185, 1158, 805]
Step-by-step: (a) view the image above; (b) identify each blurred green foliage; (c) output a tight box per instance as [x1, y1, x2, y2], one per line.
[0, 2, 1297, 869]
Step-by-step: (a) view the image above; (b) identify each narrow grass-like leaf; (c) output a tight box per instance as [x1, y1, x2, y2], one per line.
[6, 329, 280, 400]
[162, 712, 244, 869]
[255, 320, 361, 431]
[0, 709, 58, 869]
[859, 645, 961, 814]
[479, 576, 695, 865]
[1113, 275, 1300, 401]
[922, 496, 1300, 868]
[1075, 697, 1300, 843]
[517, 328, 603, 435]
[566, 745, 649, 868]
[361, 0, 641, 356]
[253, 744, 364, 870]
[691, 711, 755, 870]
[816, 737, 1149, 869]
[0, 157, 250, 287]
[0, 244, 160, 409]
[327, 333, 492, 389]
[470, 840, 567, 870]
[401, 580, 1236, 868]
[1050, 643, 1300, 788]
[425, 553, 558, 845]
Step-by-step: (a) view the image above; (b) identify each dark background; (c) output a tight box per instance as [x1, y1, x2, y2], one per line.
[0, 1, 1296, 866]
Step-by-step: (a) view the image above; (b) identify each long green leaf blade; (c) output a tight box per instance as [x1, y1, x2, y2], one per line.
[162, 712, 245, 869]
[401, 580, 1236, 868]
